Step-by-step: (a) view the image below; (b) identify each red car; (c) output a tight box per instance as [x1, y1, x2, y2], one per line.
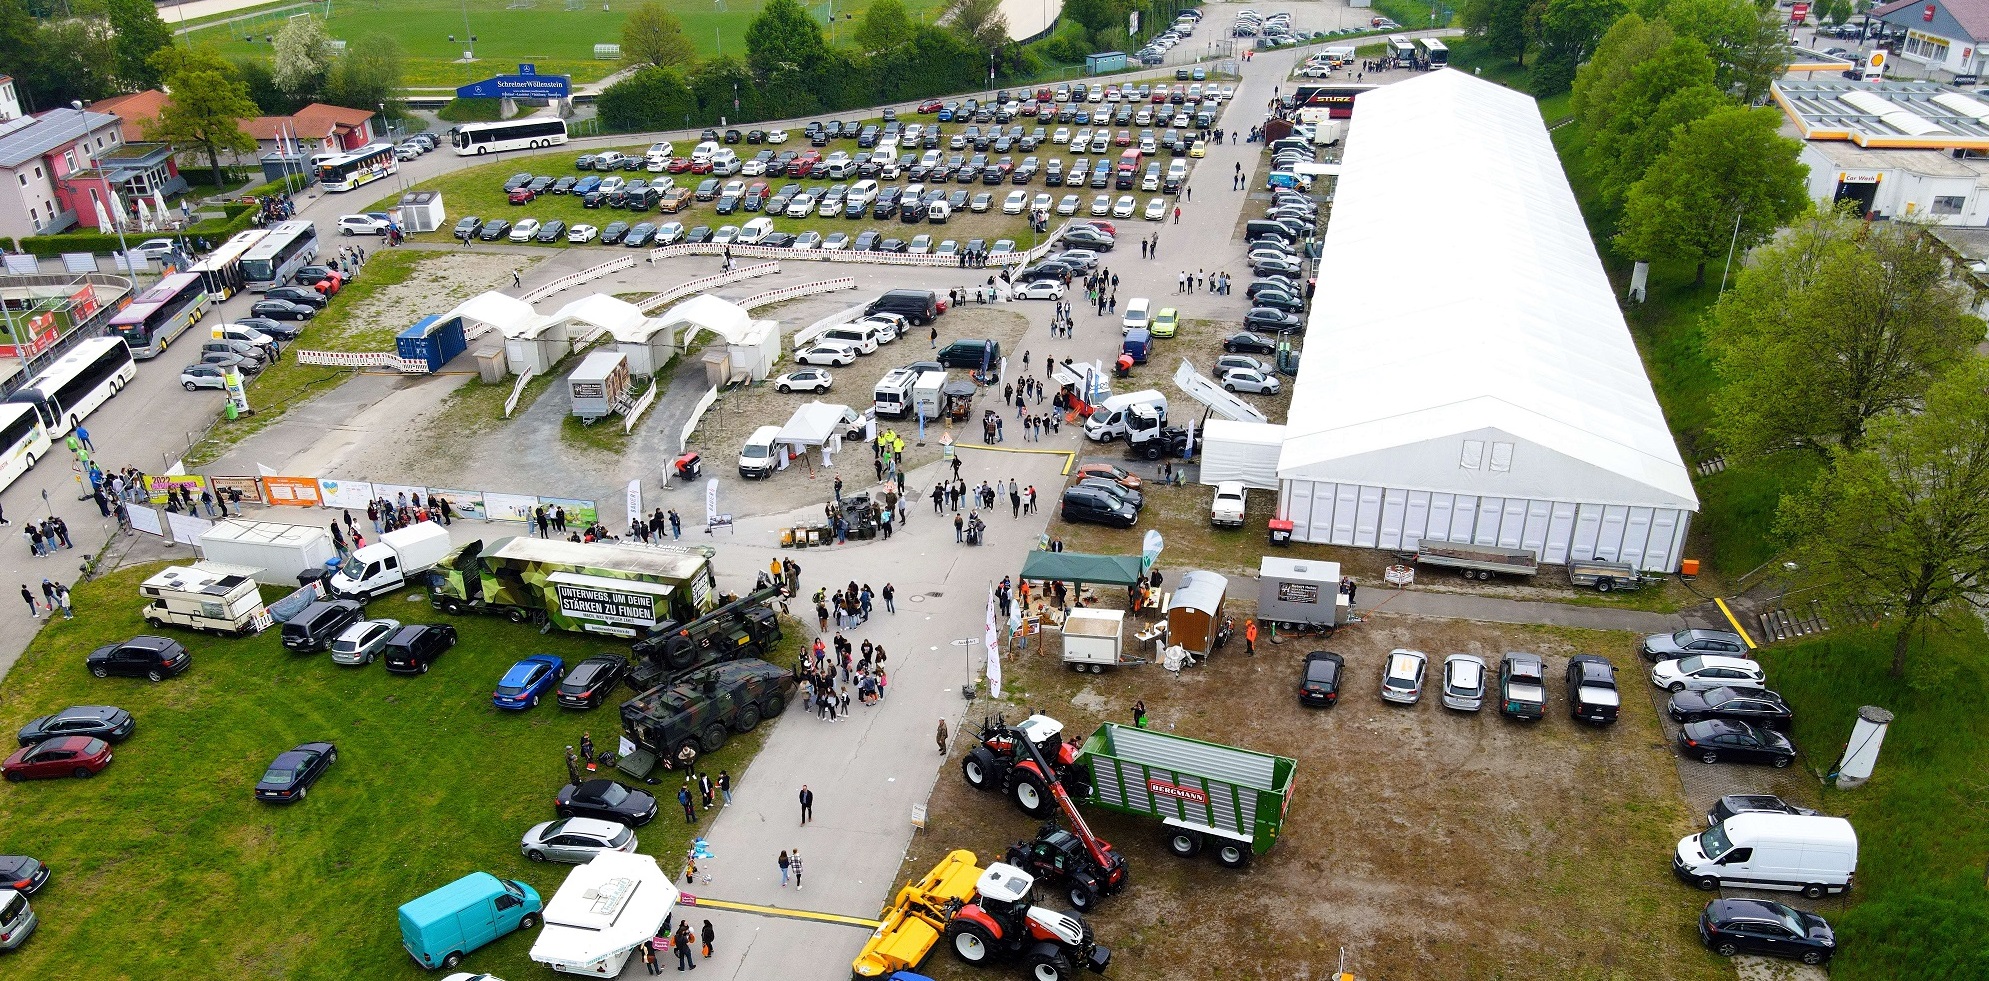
[1079, 220, 1118, 237]
[508, 187, 536, 205]
[917, 99, 945, 114]
[665, 156, 693, 173]
[3, 736, 112, 781]
[688, 159, 714, 174]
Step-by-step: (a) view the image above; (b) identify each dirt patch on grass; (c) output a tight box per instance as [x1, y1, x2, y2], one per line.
[899, 613, 1725, 981]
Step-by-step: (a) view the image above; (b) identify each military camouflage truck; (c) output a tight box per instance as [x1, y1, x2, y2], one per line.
[620, 658, 795, 764]
[428, 536, 718, 639]
[627, 584, 786, 690]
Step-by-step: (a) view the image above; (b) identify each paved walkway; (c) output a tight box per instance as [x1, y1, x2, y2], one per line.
[1364, 588, 1696, 634]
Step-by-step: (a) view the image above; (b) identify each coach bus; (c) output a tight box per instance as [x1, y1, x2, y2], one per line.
[449, 117, 569, 156]
[317, 143, 400, 192]
[189, 229, 265, 300]
[1418, 38, 1449, 68]
[0, 402, 51, 496]
[1387, 35, 1417, 64]
[5, 337, 137, 436]
[107, 272, 210, 360]
[240, 220, 319, 292]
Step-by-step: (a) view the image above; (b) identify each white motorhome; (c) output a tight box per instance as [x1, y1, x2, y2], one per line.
[529, 852, 679, 976]
[1085, 389, 1167, 441]
[873, 367, 919, 418]
[327, 522, 453, 600]
[139, 564, 271, 636]
[1673, 814, 1858, 897]
[912, 370, 947, 419]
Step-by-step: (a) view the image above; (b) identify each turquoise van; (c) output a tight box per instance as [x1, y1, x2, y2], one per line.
[398, 872, 542, 970]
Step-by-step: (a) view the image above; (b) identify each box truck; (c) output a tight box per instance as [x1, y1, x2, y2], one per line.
[428, 536, 719, 639]
[139, 563, 271, 636]
[197, 520, 339, 585]
[328, 521, 454, 600]
[529, 852, 678, 976]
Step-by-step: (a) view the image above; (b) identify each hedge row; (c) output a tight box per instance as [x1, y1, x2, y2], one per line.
[12, 203, 258, 258]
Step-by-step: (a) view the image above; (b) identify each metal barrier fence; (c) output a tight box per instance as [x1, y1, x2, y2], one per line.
[634, 261, 781, 314]
[648, 241, 1034, 268]
[293, 350, 432, 373]
[740, 278, 857, 311]
[521, 255, 638, 304]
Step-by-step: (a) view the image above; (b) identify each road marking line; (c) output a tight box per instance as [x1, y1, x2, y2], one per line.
[1713, 597, 1758, 649]
[953, 443, 1077, 474]
[678, 894, 882, 929]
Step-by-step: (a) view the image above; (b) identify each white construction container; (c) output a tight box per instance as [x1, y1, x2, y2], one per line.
[197, 520, 339, 585]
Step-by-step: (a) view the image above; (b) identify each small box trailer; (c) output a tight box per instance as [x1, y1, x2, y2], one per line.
[1060, 608, 1127, 673]
[1412, 542, 1539, 581]
[1071, 723, 1296, 868]
[1566, 558, 1645, 592]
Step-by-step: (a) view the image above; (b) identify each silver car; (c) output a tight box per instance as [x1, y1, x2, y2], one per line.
[1441, 654, 1487, 712]
[329, 618, 401, 666]
[520, 816, 638, 863]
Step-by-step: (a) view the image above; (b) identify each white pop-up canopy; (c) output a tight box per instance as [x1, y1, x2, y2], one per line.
[777, 401, 861, 446]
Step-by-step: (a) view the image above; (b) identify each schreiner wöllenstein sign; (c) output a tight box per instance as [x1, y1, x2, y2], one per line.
[554, 582, 655, 627]
[456, 67, 572, 100]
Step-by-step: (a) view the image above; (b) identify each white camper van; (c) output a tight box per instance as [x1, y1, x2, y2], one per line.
[873, 367, 919, 418]
[140, 564, 271, 636]
[1673, 814, 1858, 897]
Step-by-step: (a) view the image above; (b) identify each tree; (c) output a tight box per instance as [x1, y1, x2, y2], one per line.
[325, 36, 406, 118]
[943, 0, 1010, 53]
[744, 0, 828, 80]
[34, 17, 120, 107]
[686, 55, 757, 124]
[1534, 0, 1627, 92]
[1613, 107, 1808, 283]
[621, 1, 697, 70]
[1777, 359, 1989, 677]
[1706, 211, 1982, 458]
[105, 0, 173, 89]
[233, 55, 299, 115]
[146, 46, 259, 187]
[1663, 0, 1788, 102]
[1461, 0, 1538, 65]
[598, 65, 697, 131]
[1060, 0, 1124, 34]
[272, 13, 337, 101]
[1575, 24, 1729, 202]
[854, 0, 917, 51]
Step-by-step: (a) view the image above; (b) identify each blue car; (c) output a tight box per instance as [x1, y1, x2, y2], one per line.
[493, 654, 564, 711]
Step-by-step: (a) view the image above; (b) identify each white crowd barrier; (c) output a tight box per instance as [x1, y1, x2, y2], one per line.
[635, 261, 780, 314]
[624, 382, 661, 434]
[646, 240, 1038, 268]
[294, 350, 431, 373]
[740, 277, 856, 311]
[504, 365, 539, 418]
[521, 255, 638, 304]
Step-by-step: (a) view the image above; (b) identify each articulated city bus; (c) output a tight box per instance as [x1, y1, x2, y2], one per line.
[240, 220, 319, 292]
[107, 272, 209, 359]
[317, 143, 399, 192]
[450, 118, 569, 155]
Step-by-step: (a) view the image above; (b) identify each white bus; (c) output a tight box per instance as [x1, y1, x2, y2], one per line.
[0, 402, 51, 497]
[1418, 37, 1449, 68]
[190, 229, 266, 301]
[240, 220, 319, 292]
[107, 272, 209, 360]
[6, 337, 137, 436]
[1388, 35, 1417, 64]
[450, 117, 569, 156]
[317, 143, 399, 192]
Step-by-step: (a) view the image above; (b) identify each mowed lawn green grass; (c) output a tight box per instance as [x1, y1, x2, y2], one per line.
[183, 0, 946, 87]
[0, 562, 785, 980]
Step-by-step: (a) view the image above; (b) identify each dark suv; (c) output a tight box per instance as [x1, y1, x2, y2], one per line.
[1061, 485, 1137, 528]
[938, 339, 1000, 369]
[281, 600, 365, 654]
[866, 289, 941, 326]
[86, 635, 191, 681]
[382, 623, 457, 675]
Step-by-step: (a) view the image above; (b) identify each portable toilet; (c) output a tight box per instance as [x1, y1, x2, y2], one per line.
[570, 350, 632, 420]
[396, 315, 469, 372]
[395, 190, 446, 233]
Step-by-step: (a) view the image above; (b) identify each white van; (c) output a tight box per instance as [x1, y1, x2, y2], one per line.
[1121, 297, 1152, 334]
[0, 889, 36, 951]
[738, 217, 775, 244]
[690, 141, 719, 163]
[820, 322, 882, 355]
[1084, 389, 1167, 441]
[710, 147, 740, 174]
[848, 179, 881, 207]
[594, 150, 627, 169]
[928, 200, 952, 223]
[738, 424, 783, 479]
[1674, 814, 1858, 897]
[1167, 159, 1189, 184]
[873, 367, 918, 418]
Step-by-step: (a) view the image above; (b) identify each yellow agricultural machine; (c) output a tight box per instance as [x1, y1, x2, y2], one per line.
[852, 849, 984, 978]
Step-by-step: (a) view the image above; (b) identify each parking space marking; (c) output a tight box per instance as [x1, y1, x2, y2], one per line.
[678, 893, 882, 929]
[1713, 597, 1758, 649]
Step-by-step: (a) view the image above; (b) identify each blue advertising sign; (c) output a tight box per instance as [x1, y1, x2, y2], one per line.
[456, 64, 571, 99]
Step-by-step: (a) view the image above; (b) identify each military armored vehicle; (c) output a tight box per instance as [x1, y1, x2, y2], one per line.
[619, 658, 794, 765]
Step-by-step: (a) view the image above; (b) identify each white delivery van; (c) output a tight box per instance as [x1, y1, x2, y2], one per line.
[1085, 390, 1167, 441]
[873, 367, 918, 418]
[739, 424, 783, 479]
[847, 179, 880, 207]
[690, 141, 719, 163]
[327, 521, 454, 600]
[912, 370, 947, 419]
[819, 322, 882, 355]
[594, 150, 627, 169]
[738, 216, 775, 244]
[529, 852, 678, 977]
[1673, 814, 1858, 897]
[140, 563, 271, 636]
[710, 148, 741, 174]
[1121, 297, 1152, 334]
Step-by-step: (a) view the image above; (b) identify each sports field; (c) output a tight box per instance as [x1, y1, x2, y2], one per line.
[183, 0, 948, 87]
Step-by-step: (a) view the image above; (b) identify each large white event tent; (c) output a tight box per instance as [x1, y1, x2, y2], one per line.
[1274, 70, 1698, 572]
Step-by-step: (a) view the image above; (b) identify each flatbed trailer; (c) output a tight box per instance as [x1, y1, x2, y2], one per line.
[1410, 542, 1539, 581]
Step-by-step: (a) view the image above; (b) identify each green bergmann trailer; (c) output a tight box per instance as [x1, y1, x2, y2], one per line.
[1071, 723, 1296, 869]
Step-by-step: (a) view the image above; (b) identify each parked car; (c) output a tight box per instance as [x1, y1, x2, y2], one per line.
[1221, 368, 1281, 395]
[180, 363, 228, 391]
[1222, 331, 1278, 355]
[1380, 649, 1428, 705]
[555, 778, 659, 826]
[16, 705, 133, 746]
[555, 654, 630, 710]
[774, 368, 834, 393]
[254, 741, 336, 802]
[1565, 654, 1620, 724]
[86, 636, 189, 681]
[337, 214, 390, 236]
[1669, 686, 1794, 730]
[477, 218, 512, 241]
[264, 286, 327, 309]
[1706, 794, 1818, 826]
[2, 736, 112, 781]
[1298, 651, 1343, 707]
[566, 223, 598, 243]
[0, 855, 49, 894]
[492, 654, 565, 711]
[1640, 628, 1748, 663]
[795, 342, 857, 367]
[1699, 899, 1836, 965]
[1440, 654, 1487, 711]
[382, 623, 456, 675]
[280, 600, 363, 654]
[1651, 655, 1767, 694]
[508, 218, 541, 242]
[533, 219, 567, 243]
[1677, 719, 1796, 767]
[329, 618, 402, 667]
[599, 221, 631, 245]
[520, 816, 638, 864]
[1060, 485, 1137, 528]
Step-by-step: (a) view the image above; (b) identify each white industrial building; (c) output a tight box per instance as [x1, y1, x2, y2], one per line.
[1774, 78, 1989, 223]
[1272, 70, 1698, 572]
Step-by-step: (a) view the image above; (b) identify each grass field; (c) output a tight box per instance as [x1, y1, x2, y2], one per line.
[183, 0, 947, 87]
[0, 562, 794, 980]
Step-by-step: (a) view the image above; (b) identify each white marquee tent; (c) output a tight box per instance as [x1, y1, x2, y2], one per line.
[777, 401, 861, 465]
[1276, 71, 1699, 572]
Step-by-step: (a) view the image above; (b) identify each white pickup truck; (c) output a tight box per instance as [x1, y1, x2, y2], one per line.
[1210, 481, 1247, 527]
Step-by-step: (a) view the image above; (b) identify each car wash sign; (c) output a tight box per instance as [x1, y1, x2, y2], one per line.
[456, 63, 572, 100]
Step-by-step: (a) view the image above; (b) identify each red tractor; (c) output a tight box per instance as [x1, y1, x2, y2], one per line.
[962, 714, 1128, 910]
[944, 861, 1113, 981]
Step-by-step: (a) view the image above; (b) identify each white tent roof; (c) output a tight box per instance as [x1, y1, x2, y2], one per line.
[550, 294, 647, 337]
[655, 294, 756, 344]
[1278, 72, 1698, 511]
[777, 401, 859, 445]
[1200, 419, 1287, 490]
[444, 291, 539, 337]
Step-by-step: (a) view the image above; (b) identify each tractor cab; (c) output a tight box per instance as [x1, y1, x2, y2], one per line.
[972, 864, 1087, 948]
[1014, 714, 1077, 767]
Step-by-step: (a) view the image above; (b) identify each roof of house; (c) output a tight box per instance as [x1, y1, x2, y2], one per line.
[0, 107, 123, 169]
[89, 90, 168, 141]
[243, 104, 374, 142]
[1874, 0, 1989, 41]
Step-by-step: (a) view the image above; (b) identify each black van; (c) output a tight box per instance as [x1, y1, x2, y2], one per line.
[938, 339, 1000, 369]
[867, 289, 942, 326]
[383, 623, 458, 675]
[281, 600, 365, 653]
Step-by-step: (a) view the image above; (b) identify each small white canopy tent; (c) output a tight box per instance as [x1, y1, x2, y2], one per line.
[1200, 419, 1288, 490]
[547, 294, 646, 348]
[439, 291, 568, 375]
[777, 401, 861, 466]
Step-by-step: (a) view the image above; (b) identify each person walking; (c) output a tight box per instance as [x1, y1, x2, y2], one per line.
[778, 849, 792, 887]
[936, 717, 949, 754]
[673, 922, 697, 971]
[20, 583, 37, 618]
[1244, 618, 1258, 655]
[789, 849, 804, 890]
[798, 784, 814, 825]
[642, 939, 661, 975]
[1133, 699, 1147, 728]
[882, 582, 895, 613]
[700, 920, 715, 958]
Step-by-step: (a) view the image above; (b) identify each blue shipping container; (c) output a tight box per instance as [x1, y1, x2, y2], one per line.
[1087, 51, 1128, 75]
[396, 315, 468, 372]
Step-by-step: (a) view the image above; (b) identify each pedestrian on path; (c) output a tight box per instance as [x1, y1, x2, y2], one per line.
[799, 784, 814, 825]
[779, 849, 792, 887]
[937, 718, 949, 754]
[701, 920, 715, 958]
[718, 769, 732, 806]
[673, 922, 697, 971]
[790, 849, 804, 890]
[20, 583, 37, 618]
[883, 582, 895, 613]
[679, 784, 697, 823]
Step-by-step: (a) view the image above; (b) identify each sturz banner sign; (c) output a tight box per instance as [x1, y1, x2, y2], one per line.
[554, 583, 656, 628]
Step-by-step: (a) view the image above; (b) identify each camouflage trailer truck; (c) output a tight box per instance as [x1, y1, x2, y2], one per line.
[427, 537, 719, 639]
[620, 658, 795, 766]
